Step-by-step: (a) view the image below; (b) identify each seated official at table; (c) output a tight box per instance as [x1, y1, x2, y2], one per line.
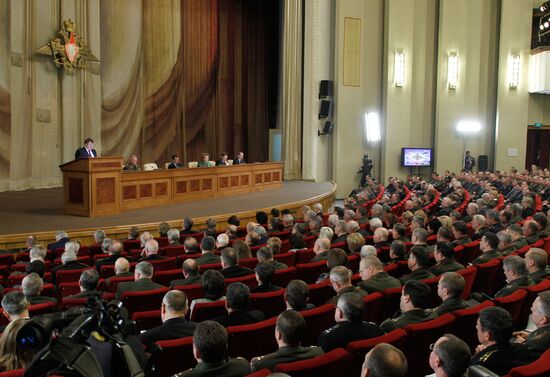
[233, 151, 246, 165]
[197, 153, 210, 167]
[216, 152, 230, 166]
[123, 154, 140, 171]
[167, 154, 183, 169]
[74, 138, 97, 159]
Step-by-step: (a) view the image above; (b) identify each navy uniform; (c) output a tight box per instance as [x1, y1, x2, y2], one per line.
[380, 308, 438, 333]
[471, 250, 502, 265]
[317, 320, 383, 352]
[428, 258, 465, 276]
[357, 271, 401, 293]
[432, 297, 469, 316]
[494, 275, 534, 298]
[251, 345, 324, 372]
[529, 267, 550, 284]
[398, 268, 435, 284]
[470, 343, 528, 376]
[175, 358, 251, 377]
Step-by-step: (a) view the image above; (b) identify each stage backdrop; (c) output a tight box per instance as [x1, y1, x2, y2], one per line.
[100, 0, 278, 166]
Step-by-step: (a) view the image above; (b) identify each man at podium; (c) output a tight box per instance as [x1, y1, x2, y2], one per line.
[74, 138, 98, 159]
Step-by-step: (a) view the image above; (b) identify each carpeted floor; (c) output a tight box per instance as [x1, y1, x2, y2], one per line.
[0, 181, 334, 235]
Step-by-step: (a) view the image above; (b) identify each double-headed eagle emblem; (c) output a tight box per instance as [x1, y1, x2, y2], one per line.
[35, 19, 98, 74]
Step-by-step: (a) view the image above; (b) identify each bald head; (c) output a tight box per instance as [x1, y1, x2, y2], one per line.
[362, 343, 407, 377]
[115, 257, 130, 274]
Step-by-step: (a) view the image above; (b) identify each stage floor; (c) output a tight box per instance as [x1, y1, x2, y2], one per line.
[0, 181, 334, 236]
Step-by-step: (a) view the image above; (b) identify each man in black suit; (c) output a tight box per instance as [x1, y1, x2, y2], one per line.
[52, 243, 89, 284]
[66, 269, 103, 299]
[180, 217, 198, 236]
[318, 292, 383, 352]
[233, 151, 246, 165]
[22, 273, 57, 305]
[74, 138, 98, 159]
[213, 282, 265, 327]
[252, 262, 282, 293]
[195, 236, 221, 265]
[138, 239, 167, 262]
[216, 152, 230, 166]
[105, 257, 133, 289]
[95, 240, 125, 271]
[170, 259, 202, 288]
[256, 247, 288, 270]
[219, 248, 253, 278]
[140, 290, 197, 345]
[116, 261, 165, 300]
[47, 230, 70, 251]
[472, 232, 502, 264]
[167, 154, 183, 169]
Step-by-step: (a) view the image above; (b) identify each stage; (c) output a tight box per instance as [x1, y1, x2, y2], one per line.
[0, 180, 336, 249]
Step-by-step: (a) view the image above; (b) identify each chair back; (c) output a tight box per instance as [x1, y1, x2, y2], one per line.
[154, 337, 195, 377]
[295, 248, 316, 264]
[509, 347, 550, 377]
[275, 348, 349, 377]
[29, 302, 57, 316]
[225, 274, 258, 289]
[172, 283, 205, 302]
[273, 251, 296, 267]
[56, 267, 93, 284]
[378, 287, 403, 324]
[362, 292, 383, 323]
[153, 269, 181, 287]
[493, 289, 528, 328]
[472, 258, 503, 296]
[148, 257, 177, 271]
[227, 317, 278, 360]
[308, 280, 335, 307]
[300, 304, 337, 346]
[273, 266, 297, 287]
[59, 298, 88, 311]
[121, 287, 170, 316]
[296, 261, 329, 284]
[190, 299, 227, 322]
[160, 245, 186, 257]
[132, 310, 162, 332]
[457, 265, 477, 299]
[451, 300, 494, 350]
[250, 289, 286, 318]
[107, 275, 135, 293]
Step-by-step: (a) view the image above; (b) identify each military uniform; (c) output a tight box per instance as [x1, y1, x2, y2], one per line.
[428, 258, 465, 276]
[175, 358, 251, 376]
[499, 246, 516, 256]
[399, 268, 435, 284]
[471, 250, 502, 265]
[317, 320, 383, 352]
[494, 275, 535, 298]
[269, 260, 288, 270]
[380, 308, 438, 333]
[251, 345, 324, 372]
[325, 286, 368, 305]
[357, 271, 401, 293]
[521, 324, 550, 362]
[452, 236, 472, 248]
[529, 267, 550, 284]
[432, 296, 468, 316]
[195, 252, 221, 265]
[470, 343, 528, 376]
[511, 237, 529, 251]
[526, 233, 540, 244]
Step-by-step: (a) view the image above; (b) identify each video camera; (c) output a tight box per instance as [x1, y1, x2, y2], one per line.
[18, 296, 144, 377]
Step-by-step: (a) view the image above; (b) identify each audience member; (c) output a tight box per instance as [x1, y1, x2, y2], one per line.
[358, 256, 401, 293]
[167, 228, 181, 246]
[332, 220, 349, 244]
[493, 255, 534, 298]
[183, 237, 199, 254]
[360, 245, 378, 259]
[47, 230, 70, 251]
[95, 240, 124, 270]
[471, 232, 501, 264]
[204, 218, 217, 238]
[513, 291, 550, 362]
[267, 237, 282, 255]
[432, 272, 468, 316]
[347, 232, 366, 253]
[189, 270, 226, 315]
[116, 261, 164, 299]
[326, 266, 367, 304]
[399, 246, 435, 284]
[508, 224, 528, 251]
[451, 222, 471, 247]
[1, 291, 29, 323]
[252, 262, 282, 293]
[66, 269, 102, 299]
[429, 334, 472, 377]
[139, 239, 166, 262]
[233, 240, 252, 260]
[219, 247, 253, 278]
[523, 220, 540, 244]
[310, 237, 331, 262]
[195, 236, 221, 265]
[105, 257, 132, 289]
[317, 248, 349, 283]
[251, 310, 323, 371]
[180, 217, 197, 235]
[214, 282, 265, 327]
[360, 343, 408, 377]
[288, 233, 306, 252]
[429, 241, 464, 275]
[524, 248, 550, 283]
[285, 280, 314, 311]
[388, 240, 407, 263]
[22, 273, 56, 305]
[216, 233, 230, 251]
[170, 259, 201, 287]
[257, 247, 288, 270]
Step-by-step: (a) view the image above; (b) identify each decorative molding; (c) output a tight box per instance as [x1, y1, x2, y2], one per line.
[10, 53, 22, 67]
[35, 108, 52, 123]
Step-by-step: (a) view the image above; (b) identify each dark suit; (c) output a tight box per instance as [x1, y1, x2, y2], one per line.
[357, 272, 401, 293]
[380, 308, 438, 333]
[233, 158, 246, 165]
[216, 159, 229, 166]
[494, 276, 534, 298]
[26, 295, 57, 305]
[74, 147, 97, 159]
[310, 251, 329, 263]
[220, 266, 254, 279]
[195, 252, 221, 265]
[399, 268, 435, 284]
[139, 317, 197, 345]
[47, 237, 70, 251]
[138, 254, 167, 262]
[175, 358, 252, 377]
[432, 297, 469, 316]
[251, 284, 282, 293]
[472, 226, 490, 241]
[52, 260, 90, 284]
[116, 278, 165, 299]
[105, 272, 133, 288]
[213, 309, 266, 327]
[268, 260, 288, 270]
[170, 274, 202, 288]
[452, 236, 472, 248]
[95, 254, 124, 270]
[325, 286, 368, 305]
[332, 233, 349, 244]
[251, 345, 324, 372]
[65, 290, 104, 300]
[167, 161, 183, 169]
[428, 258, 464, 276]
[318, 320, 383, 352]
[472, 250, 502, 265]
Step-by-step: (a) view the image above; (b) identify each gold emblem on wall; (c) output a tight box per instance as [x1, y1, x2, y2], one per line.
[35, 19, 99, 74]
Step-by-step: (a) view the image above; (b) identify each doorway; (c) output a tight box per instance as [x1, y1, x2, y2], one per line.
[526, 128, 550, 170]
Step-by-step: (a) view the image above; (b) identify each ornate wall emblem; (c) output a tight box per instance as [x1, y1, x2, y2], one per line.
[35, 19, 98, 74]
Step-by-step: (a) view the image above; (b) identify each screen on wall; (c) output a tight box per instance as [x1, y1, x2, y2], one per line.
[401, 147, 433, 167]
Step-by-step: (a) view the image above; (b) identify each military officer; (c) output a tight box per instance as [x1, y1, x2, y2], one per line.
[428, 241, 464, 276]
[357, 255, 401, 293]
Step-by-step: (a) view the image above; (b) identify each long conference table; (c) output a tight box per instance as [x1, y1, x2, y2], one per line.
[59, 157, 283, 217]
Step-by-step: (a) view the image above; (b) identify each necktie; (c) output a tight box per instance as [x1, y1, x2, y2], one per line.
[88, 149, 93, 158]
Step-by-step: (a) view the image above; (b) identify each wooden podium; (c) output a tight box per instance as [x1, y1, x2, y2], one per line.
[59, 157, 123, 217]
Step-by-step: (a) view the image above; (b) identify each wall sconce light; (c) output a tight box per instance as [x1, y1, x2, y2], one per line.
[456, 121, 481, 133]
[448, 52, 459, 90]
[394, 50, 405, 87]
[365, 112, 381, 142]
[508, 53, 520, 89]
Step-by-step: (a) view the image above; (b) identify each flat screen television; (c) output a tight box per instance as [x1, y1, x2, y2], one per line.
[401, 147, 433, 167]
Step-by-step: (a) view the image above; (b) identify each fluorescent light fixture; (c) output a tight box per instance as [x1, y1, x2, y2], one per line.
[394, 50, 405, 87]
[365, 112, 381, 142]
[508, 53, 520, 89]
[448, 52, 459, 90]
[456, 121, 481, 133]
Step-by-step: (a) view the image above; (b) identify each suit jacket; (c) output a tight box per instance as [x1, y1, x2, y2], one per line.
[357, 272, 402, 293]
[26, 295, 57, 305]
[47, 237, 70, 251]
[251, 284, 283, 293]
[220, 266, 254, 279]
[472, 226, 490, 241]
[332, 233, 349, 245]
[175, 358, 251, 377]
[139, 317, 197, 345]
[428, 258, 464, 276]
[251, 345, 324, 372]
[216, 159, 229, 166]
[310, 251, 329, 263]
[65, 290, 104, 300]
[170, 274, 202, 288]
[74, 147, 97, 159]
[106, 272, 133, 288]
[472, 250, 502, 265]
[399, 268, 435, 284]
[432, 297, 469, 316]
[138, 254, 167, 262]
[325, 286, 368, 305]
[95, 254, 124, 270]
[116, 278, 165, 299]
[233, 158, 246, 165]
[268, 260, 288, 270]
[452, 236, 472, 247]
[167, 162, 183, 169]
[195, 252, 221, 265]
[318, 320, 383, 352]
[213, 309, 266, 327]
[521, 324, 550, 362]
[380, 308, 438, 333]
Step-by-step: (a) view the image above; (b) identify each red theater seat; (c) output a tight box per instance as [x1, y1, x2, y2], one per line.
[132, 310, 162, 332]
[225, 274, 258, 289]
[121, 287, 169, 316]
[493, 289, 528, 328]
[59, 297, 87, 311]
[239, 257, 258, 269]
[250, 289, 286, 318]
[227, 317, 278, 360]
[0, 369, 25, 377]
[295, 261, 328, 284]
[362, 292, 383, 323]
[347, 329, 407, 377]
[308, 280, 334, 307]
[472, 258, 502, 296]
[295, 248, 316, 264]
[56, 267, 94, 284]
[300, 304, 336, 346]
[153, 337, 195, 377]
[171, 283, 205, 302]
[378, 287, 403, 324]
[29, 301, 57, 316]
[273, 251, 296, 267]
[106, 275, 135, 293]
[272, 266, 297, 287]
[159, 245, 186, 257]
[457, 265, 477, 299]
[148, 257, 177, 271]
[275, 347, 349, 377]
[153, 269, 181, 287]
[451, 300, 494, 350]
[190, 300, 227, 322]
[508, 347, 550, 377]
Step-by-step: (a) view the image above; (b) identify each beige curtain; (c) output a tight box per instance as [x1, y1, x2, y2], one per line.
[280, 0, 303, 180]
[0, 0, 10, 182]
